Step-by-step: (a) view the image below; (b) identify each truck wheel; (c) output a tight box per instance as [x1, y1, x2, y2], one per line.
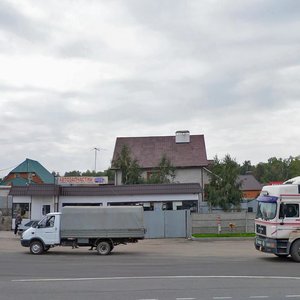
[291, 240, 300, 262]
[96, 241, 111, 255]
[30, 241, 44, 255]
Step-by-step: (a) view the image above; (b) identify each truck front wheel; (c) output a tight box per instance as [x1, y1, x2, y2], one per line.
[30, 241, 44, 255]
[291, 240, 300, 262]
[96, 241, 111, 255]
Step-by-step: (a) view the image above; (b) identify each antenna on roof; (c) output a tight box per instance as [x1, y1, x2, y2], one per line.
[91, 147, 106, 172]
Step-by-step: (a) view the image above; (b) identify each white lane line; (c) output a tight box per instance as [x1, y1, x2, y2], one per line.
[176, 298, 196, 300]
[213, 297, 232, 299]
[249, 296, 269, 299]
[11, 275, 300, 283]
[286, 296, 300, 298]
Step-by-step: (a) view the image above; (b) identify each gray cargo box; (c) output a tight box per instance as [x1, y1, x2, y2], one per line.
[60, 206, 145, 239]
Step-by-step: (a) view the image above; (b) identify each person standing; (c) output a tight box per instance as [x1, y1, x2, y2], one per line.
[14, 213, 22, 235]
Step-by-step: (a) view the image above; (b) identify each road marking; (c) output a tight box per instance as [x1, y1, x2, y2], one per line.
[11, 275, 300, 283]
[213, 297, 232, 299]
[176, 298, 196, 300]
[249, 296, 269, 299]
[286, 296, 300, 298]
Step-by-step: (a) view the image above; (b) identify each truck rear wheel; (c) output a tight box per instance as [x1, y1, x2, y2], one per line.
[96, 241, 111, 255]
[30, 241, 44, 255]
[291, 240, 300, 262]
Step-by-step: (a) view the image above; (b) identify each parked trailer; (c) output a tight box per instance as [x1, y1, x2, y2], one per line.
[255, 177, 300, 262]
[21, 206, 145, 255]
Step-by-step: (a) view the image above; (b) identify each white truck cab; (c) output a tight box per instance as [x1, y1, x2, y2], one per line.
[255, 178, 300, 262]
[21, 213, 61, 253]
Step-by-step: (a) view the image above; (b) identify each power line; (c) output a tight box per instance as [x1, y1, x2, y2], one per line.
[0, 164, 18, 173]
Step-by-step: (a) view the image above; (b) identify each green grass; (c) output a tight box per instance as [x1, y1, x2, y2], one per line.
[192, 232, 255, 238]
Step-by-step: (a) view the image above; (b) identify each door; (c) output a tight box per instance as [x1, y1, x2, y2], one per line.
[278, 203, 300, 239]
[36, 215, 60, 244]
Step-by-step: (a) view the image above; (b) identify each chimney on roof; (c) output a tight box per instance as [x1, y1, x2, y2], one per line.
[175, 130, 190, 144]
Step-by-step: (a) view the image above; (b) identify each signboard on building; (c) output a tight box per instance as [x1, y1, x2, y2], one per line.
[57, 177, 108, 185]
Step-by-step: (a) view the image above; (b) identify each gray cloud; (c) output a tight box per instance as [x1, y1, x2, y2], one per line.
[228, 0, 300, 23]
[0, 0, 48, 41]
[0, 0, 300, 175]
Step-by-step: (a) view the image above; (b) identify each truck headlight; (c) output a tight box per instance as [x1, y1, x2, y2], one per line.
[266, 242, 276, 248]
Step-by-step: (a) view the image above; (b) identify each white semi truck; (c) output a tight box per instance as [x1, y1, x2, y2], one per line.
[21, 206, 145, 255]
[255, 177, 300, 262]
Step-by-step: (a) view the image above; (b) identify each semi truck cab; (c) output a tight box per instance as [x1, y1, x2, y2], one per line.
[255, 179, 300, 262]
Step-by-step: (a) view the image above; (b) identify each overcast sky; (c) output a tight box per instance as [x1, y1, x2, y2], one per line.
[0, 0, 300, 176]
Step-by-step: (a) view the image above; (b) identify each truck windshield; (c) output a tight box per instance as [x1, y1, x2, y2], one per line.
[38, 216, 47, 227]
[256, 201, 277, 220]
[38, 215, 55, 228]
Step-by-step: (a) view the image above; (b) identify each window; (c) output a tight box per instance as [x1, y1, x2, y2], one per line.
[46, 216, 55, 227]
[285, 204, 299, 218]
[256, 201, 277, 220]
[39, 215, 55, 228]
[13, 203, 30, 219]
[62, 203, 102, 207]
[42, 205, 50, 216]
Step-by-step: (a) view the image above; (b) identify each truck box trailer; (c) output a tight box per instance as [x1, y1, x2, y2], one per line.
[21, 206, 145, 255]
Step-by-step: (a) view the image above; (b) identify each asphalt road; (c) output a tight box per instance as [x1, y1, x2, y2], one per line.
[1, 232, 300, 300]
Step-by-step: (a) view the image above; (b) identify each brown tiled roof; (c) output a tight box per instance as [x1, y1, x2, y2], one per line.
[238, 175, 263, 191]
[9, 183, 201, 197]
[112, 135, 208, 169]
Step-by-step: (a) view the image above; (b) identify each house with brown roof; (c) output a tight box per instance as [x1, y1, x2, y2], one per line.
[112, 130, 210, 203]
[238, 174, 262, 213]
[238, 174, 262, 200]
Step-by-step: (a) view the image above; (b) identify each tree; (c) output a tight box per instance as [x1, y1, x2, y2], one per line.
[112, 144, 143, 184]
[240, 160, 254, 175]
[147, 154, 175, 184]
[253, 157, 289, 183]
[288, 156, 300, 178]
[82, 169, 115, 182]
[64, 169, 115, 182]
[253, 163, 266, 183]
[64, 170, 82, 176]
[205, 154, 242, 211]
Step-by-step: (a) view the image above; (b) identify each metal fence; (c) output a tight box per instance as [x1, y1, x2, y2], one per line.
[192, 212, 256, 234]
[144, 210, 190, 238]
